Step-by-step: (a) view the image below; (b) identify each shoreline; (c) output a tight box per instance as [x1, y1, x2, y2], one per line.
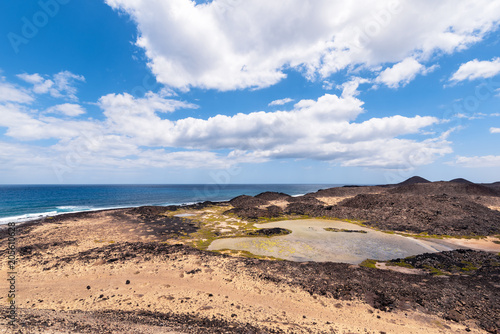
[1, 206, 498, 333]
[0, 184, 338, 225]
[1, 179, 499, 333]
[0, 201, 222, 226]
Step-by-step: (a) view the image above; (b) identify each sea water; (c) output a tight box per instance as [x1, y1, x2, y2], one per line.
[0, 184, 336, 224]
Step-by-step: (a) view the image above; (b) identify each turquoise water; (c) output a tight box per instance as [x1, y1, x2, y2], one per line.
[0, 184, 336, 224]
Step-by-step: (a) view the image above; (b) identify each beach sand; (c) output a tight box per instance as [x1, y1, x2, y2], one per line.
[0, 207, 495, 333]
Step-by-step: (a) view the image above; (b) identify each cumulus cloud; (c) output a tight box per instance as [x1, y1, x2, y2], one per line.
[0, 79, 33, 104]
[268, 98, 294, 106]
[46, 103, 86, 117]
[450, 58, 500, 82]
[0, 141, 53, 170]
[0, 75, 451, 171]
[94, 80, 448, 169]
[491, 127, 500, 133]
[105, 0, 500, 91]
[17, 71, 85, 100]
[453, 155, 500, 168]
[375, 58, 437, 88]
[0, 103, 96, 141]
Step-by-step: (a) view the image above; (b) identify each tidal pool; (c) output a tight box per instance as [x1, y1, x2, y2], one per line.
[208, 219, 455, 264]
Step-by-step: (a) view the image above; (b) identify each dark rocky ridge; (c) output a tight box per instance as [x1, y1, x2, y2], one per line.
[388, 249, 500, 274]
[229, 195, 267, 208]
[254, 191, 291, 201]
[397, 176, 431, 185]
[450, 178, 474, 184]
[309, 185, 384, 197]
[227, 178, 500, 236]
[224, 206, 283, 220]
[388, 181, 500, 197]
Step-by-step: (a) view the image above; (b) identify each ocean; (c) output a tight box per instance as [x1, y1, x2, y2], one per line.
[0, 184, 337, 224]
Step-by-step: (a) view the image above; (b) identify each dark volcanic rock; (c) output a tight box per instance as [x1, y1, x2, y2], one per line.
[286, 195, 324, 205]
[247, 227, 291, 236]
[127, 206, 174, 216]
[225, 205, 283, 220]
[285, 202, 323, 216]
[254, 191, 291, 201]
[309, 186, 384, 197]
[229, 195, 267, 208]
[388, 181, 500, 197]
[266, 205, 284, 216]
[340, 193, 500, 235]
[286, 193, 500, 236]
[483, 181, 500, 191]
[121, 209, 200, 238]
[389, 249, 500, 275]
[0, 307, 274, 334]
[397, 176, 431, 186]
[450, 178, 474, 184]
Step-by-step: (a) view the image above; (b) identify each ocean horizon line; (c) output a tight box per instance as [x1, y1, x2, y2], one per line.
[0, 184, 342, 224]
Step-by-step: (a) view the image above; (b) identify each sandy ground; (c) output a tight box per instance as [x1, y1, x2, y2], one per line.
[0, 209, 493, 333]
[435, 237, 500, 252]
[316, 196, 354, 206]
[375, 262, 426, 275]
[3, 254, 484, 333]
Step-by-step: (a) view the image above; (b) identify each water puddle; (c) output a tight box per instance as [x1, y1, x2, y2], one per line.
[208, 219, 456, 264]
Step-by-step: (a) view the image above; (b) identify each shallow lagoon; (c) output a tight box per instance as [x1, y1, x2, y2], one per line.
[208, 219, 455, 264]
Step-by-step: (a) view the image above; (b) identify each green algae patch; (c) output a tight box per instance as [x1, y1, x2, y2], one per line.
[359, 259, 377, 269]
[386, 260, 415, 269]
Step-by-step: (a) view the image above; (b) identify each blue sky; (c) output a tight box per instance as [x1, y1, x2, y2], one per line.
[0, 0, 500, 184]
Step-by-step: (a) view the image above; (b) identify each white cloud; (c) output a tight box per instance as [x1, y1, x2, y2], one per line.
[0, 103, 96, 141]
[268, 98, 294, 106]
[46, 103, 86, 117]
[0, 74, 451, 172]
[105, 0, 500, 91]
[375, 58, 437, 88]
[94, 80, 448, 169]
[0, 79, 33, 104]
[17, 71, 85, 100]
[491, 127, 500, 133]
[454, 112, 487, 120]
[453, 155, 500, 167]
[322, 80, 334, 90]
[0, 141, 53, 170]
[450, 58, 500, 82]
[0, 80, 449, 170]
